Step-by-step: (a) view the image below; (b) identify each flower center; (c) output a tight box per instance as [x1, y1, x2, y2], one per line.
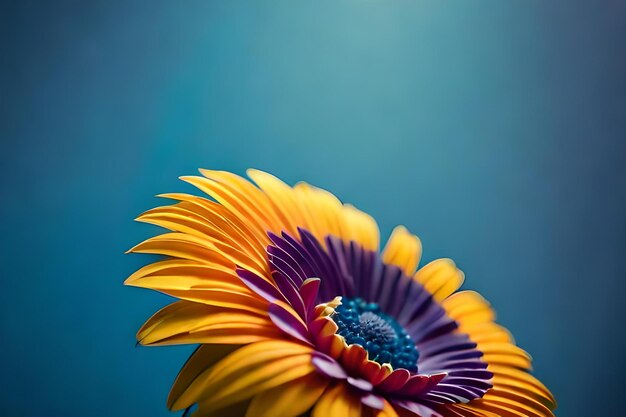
[332, 297, 419, 372]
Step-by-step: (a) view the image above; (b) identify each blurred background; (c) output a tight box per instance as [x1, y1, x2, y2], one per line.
[1, 1, 625, 416]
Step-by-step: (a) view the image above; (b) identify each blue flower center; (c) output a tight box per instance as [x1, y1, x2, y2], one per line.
[332, 297, 419, 372]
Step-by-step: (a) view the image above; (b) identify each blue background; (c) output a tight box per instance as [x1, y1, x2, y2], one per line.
[1, 1, 625, 416]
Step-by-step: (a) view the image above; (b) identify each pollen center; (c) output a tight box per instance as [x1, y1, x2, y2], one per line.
[332, 297, 419, 372]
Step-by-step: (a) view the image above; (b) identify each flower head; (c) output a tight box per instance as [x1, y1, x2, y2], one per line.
[126, 169, 556, 417]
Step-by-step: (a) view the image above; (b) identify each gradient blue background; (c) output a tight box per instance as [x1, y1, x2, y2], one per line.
[1, 1, 625, 416]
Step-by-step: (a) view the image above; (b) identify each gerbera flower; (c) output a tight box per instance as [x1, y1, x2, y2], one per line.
[126, 169, 556, 417]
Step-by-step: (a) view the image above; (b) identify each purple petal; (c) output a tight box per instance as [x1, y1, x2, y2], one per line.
[393, 400, 443, 417]
[326, 236, 355, 296]
[376, 264, 402, 312]
[268, 246, 305, 285]
[300, 277, 321, 320]
[268, 301, 311, 345]
[236, 268, 283, 303]
[428, 384, 482, 403]
[347, 376, 373, 392]
[271, 270, 307, 319]
[268, 232, 316, 276]
[360, 393, 385, 410]
[267, 244, 307, 283]
[311, 352, 347, 379]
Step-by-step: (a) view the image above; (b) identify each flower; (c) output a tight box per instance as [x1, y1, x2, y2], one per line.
[126, 169, 556, 417]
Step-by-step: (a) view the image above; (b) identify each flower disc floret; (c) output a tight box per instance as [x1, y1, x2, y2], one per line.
[333, 297, 420, 372]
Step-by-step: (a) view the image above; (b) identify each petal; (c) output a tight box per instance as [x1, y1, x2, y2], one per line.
[199, 169, 286, 233]
[443, 291, 495, 326]
[136, 204, 264, 263]
[342, 204, 380, 252]
[442, 291, 556, 414]
[161, 327, 282, 345]
[375, 400, 400, 417]
[168, 344, 239, 409]
[292, 182, 346, 244]
[311, 352, 348, 379]
[312, 383, 362, 417]
[395, 373, 447, 397]
[245, 373, 329, 417]
[414, 259, 465, 302]
[171, 340, 314, 411]
[268, 300, 312, 344]
[270, 270, 307, 319]
[382, 226, 422, 276]
[180, 175, 271, 243]
[136, 301, 278, 346]
[375, 368, 411, 392]
[361, 392, 385, 411]
[128, 232, 267, 278]
[236, 268, 283, 302]
[124, 259, 267, 314]
[247, 169, 305, 236]
[267, 245, 307, 284]
[489, 365, 555, 408]
[191, 399, 251, 417]
[125, 260, 257, 302]
[361, 361, 393, 386]
[340, 344, 368, 375]
[158, 192, 269, 257]
[145, 288, 268, 315]
[197, 353, 314, 413]
[300, 277, 321, 318]
[126, 259, 236, 284]
[480, 343, 532, 370]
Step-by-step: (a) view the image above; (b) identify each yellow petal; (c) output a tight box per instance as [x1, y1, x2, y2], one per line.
[382, 226, 422, 276]
[413, 258, 465, 302]
[342, 204, 380, 251]
[126, 263, 260, 311]
[247, 169, 305, 235]
[480, 343, 532, 360]
[128, 232, 268, 277]
[312, 383, 362, 417]
[172, 340, 313, 411]
[245, 373, 329, 417]
[482, 353, 532, 370]
[489, 365, 555, 407]
[126, 258, 233, 280]
[442, 290, 495, 325]
[199, 169, 286, 233]
[138, 203, 266, 262]
[137, 205, 230, 242]
[458, 322, 513, 344]
[192, 400, 250, 417]
[292, 182, 344, 241]
[125, 259, 249, 293]
[137, 301, 274, 345]
[464, 400, 529, 417]
[180, 175, 271, 243]
[483, 388, 555, 417]
[452, 403, 501, 417]
[158, 192, 269, 256]
[441, 290, 556, 414]
[168, 344, 239, 409]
